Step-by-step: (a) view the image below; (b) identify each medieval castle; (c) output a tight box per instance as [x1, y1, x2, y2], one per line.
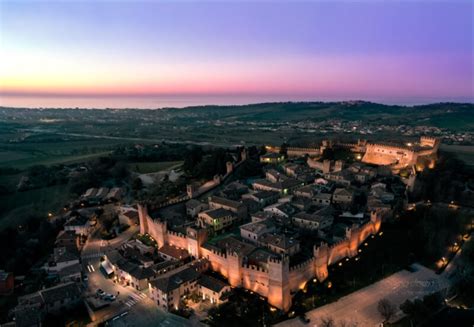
[138, 204, 382, 311]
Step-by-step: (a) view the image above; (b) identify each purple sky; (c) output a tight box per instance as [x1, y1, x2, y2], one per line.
[0, 0, 472, 107]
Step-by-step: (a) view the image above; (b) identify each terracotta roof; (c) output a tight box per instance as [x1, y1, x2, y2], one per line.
[150, 266, 200, 293]
[198, 275, 229, 293]
[40, 282, 81, 305]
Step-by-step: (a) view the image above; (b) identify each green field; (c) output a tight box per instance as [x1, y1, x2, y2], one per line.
[0, 150, 114, 169]
[128, 161, 183, 174]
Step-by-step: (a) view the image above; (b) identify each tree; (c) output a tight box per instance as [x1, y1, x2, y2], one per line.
[132, 177, 143, 191]
[377, 298, 396, 322]
[279, 143, 288, 157]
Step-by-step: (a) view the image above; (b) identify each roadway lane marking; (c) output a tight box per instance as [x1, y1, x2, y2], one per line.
[130, 293, 142, 301]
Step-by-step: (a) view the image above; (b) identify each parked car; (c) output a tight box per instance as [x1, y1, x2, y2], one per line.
[103, 294, 116, 301]
[96, 289, 105, 297]
[299, 314, 310, 324]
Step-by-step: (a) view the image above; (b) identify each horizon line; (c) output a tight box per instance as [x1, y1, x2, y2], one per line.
[1, 99, 473, 111]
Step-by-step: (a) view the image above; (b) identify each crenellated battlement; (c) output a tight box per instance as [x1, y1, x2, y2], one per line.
[242, 263, 268, 273]
[267, 257, 283, 264]
[289, 257, 314, 272]
[209, 247, 227, 258]
[166, 230, 186, 238]
[366, 143, 415, 153]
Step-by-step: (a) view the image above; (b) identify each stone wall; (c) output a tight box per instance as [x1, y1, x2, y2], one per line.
[139, 203, 383, 312]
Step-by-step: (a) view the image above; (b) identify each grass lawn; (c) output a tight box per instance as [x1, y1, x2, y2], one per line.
[128, 161, 183, 174]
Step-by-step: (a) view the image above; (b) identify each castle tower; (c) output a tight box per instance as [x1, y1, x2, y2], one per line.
[334, 160, 344, 172]
[370, 211, 382, 233]
[137, 203, 149, 235]
[241, 148, 248, 161]
[322, 160, 331, 174]
[267, 256, 291, 312]
[346, 225, 360, 257]
[186, 226, 208, 258]
[226, 250, 243, 287]
[187, 184, 197, 198]
[148, 219, 167, 248]
[313, 243, 329, 282]
[226, 161, 233, 175]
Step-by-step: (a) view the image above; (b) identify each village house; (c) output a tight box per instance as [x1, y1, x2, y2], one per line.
[198, 275, 231, 305]
[291, 197, 312, 211]
[265, 169, 286, 183]
[16, 282, 82, 315]
[251, 211, 274, 222]
[0, 270, 14, 295]
[260, 152, 285, 164]
[48, 247, 80, 272]
[63, 211, 94, 236]
[106, 187, 123, 201]
[149, 265, 201, 312]
[185, 199, 208, 217]
[294, 185, 317, 198]
[158, 244, 191, 262]
[332, 188, 354, 205]
[208, 196, 247, 219]
[57, 263, 82, 283]
[292, 209, 334, 231]
[312, 192, 332, 206]
[54, 230, 78, 249]
[242, 190, 280, 208]
[323, 170, 353, 187]
[95, 187, 110, 201]
[240, 220, 276, 243]
[104, 250, 155, 290]
[198, 208, 238, 232]
[258, 233, 300, 256]
[263, 202, 298, 218]
[252, 178, 302, 195]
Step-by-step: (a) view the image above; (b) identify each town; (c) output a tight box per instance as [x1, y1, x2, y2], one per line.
[3, 134, 472, 327]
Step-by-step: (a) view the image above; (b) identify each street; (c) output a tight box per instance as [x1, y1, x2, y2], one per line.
[81, 222, 194, 326]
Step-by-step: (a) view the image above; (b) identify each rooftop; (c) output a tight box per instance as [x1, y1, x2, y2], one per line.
[150, 266, 200, 293]
[198, 275, 229, 293]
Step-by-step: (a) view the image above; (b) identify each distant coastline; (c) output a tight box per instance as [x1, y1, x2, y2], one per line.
[0, 95, 473, 110]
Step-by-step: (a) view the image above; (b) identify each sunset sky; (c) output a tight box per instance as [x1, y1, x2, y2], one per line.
[0, 0, 472, 108]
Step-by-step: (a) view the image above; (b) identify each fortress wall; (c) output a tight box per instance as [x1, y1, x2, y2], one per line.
[200, 247, 230, 278]
[327, 239, 351, 265]
[167, 231, 188, 249]
[241, 266, 270, 295]
[314, 211, 382, 281]
[138, 213, 168, 248]
[289, 259, 315, 291]
[265, 146, 320, 157]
